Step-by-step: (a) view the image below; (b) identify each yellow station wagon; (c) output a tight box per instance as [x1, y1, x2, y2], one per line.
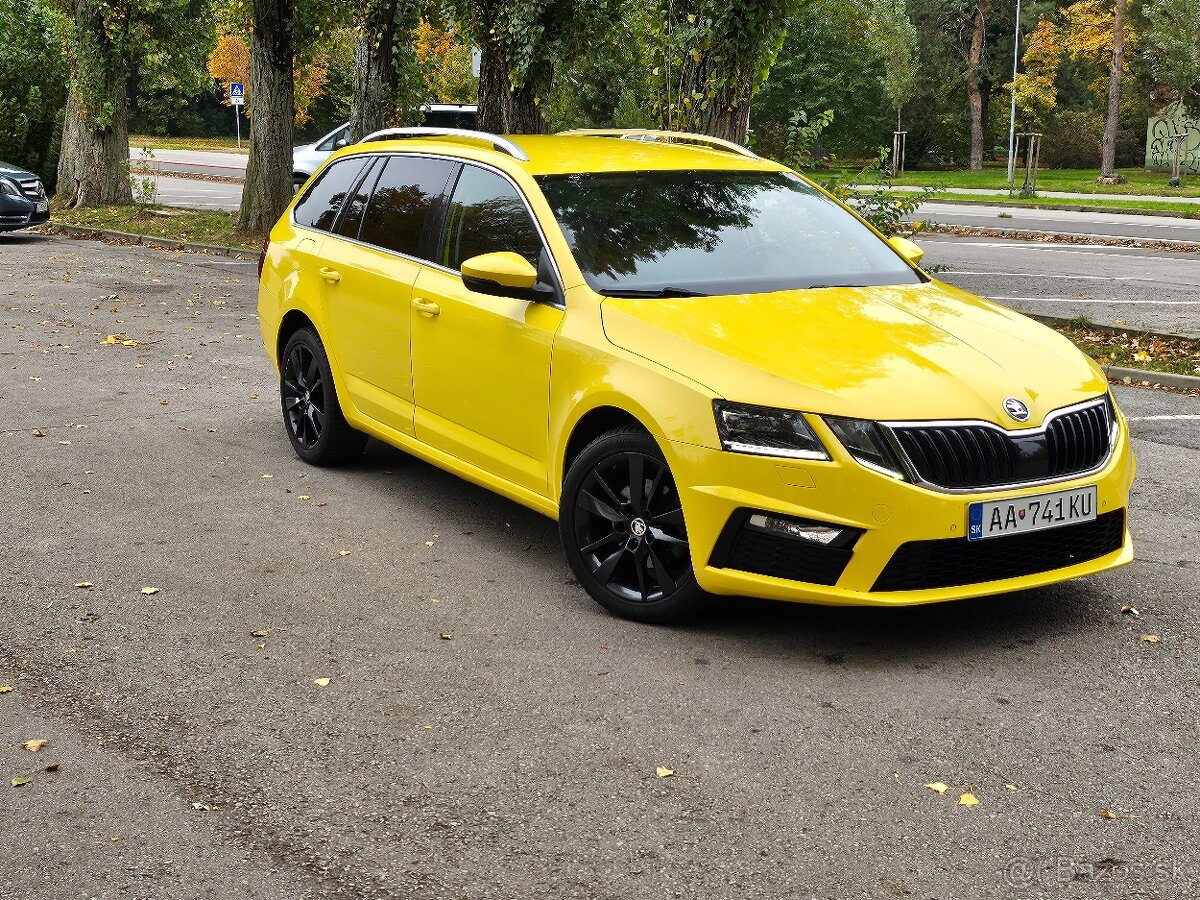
[258, 127, 1134, 623]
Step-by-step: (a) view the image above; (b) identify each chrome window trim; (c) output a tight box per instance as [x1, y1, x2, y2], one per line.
[289, 151, 566, 309]
[880, 396, 1118, 495]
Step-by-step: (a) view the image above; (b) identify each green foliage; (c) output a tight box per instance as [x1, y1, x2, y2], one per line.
[868, 0, 919, 119]
[1142, 0, 1200, 107]
[0, 0, 68, 182]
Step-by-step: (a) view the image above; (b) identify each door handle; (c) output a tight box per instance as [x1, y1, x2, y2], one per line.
[318, 266, 341, 284]
[412, 297, 441, 317]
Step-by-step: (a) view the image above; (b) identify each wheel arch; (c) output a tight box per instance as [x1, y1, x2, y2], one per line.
[560, 405, 653, 486]
[277, 309, 317, 365]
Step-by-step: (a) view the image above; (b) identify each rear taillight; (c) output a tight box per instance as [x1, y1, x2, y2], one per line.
[257, 236, 270, 278]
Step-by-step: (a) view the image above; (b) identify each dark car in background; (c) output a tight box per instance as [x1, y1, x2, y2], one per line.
[0, 162, 50, 232]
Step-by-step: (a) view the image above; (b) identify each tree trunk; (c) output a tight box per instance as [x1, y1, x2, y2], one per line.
[966, 2, 987, 171]
[671, 52, 753, 143]
[349, 0, 397, 142]
[508, 83, 545, 134]
[238, 0, 295, 233]
[55, 0, 133, 207]
[476, 42, 510, 133]
[1100, 0, 1126, 179]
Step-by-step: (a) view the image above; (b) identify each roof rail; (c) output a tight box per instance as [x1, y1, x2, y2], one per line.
[358, 127, 530, 162]
[558, 128, 759, 160]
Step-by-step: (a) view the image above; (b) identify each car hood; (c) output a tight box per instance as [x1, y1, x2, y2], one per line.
[0, 161, 37, 180]
[600, 281, 1107, 426]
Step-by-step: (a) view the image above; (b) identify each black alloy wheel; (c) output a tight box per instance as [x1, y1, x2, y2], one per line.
[279, 327, 367, 466]
[561, 427, 705, 623]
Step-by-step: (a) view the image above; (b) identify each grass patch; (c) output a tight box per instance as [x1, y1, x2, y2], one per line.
[1051, 322, 1200, 378]
[129, 135, 245, 153]
[890, 164, 1200, 198]
[899, 190, 1200, 218]
[51, 204, 264, 251]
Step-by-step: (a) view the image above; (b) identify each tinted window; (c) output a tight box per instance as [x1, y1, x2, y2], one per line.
[536, 170, 923, 296]
[441, 165, 542, 269]
[358, 156, 456, 258]
[293, 157, 369, 232]
[336, 158, 379, 240]
[422, 109, 477, 129]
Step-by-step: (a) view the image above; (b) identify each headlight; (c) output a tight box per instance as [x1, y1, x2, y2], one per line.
[824, 416, 908, 480]
[713, 401, 829, 460]
[0, 179, 21, 197]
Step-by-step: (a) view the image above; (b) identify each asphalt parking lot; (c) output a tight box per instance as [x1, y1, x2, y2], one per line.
[1, 233, 1198, 900]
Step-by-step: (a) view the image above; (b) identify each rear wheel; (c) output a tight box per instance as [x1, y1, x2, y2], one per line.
[560, 427, 705, 623]
[279, 327, 366, 466]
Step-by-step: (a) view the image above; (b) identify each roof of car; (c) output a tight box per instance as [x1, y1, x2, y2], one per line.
[343, 132, 785, 176]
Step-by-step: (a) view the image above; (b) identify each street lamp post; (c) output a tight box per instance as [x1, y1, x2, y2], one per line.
[1007, 0, 1022, 186]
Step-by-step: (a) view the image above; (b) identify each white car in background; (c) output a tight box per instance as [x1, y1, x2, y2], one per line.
[291, 104, 477, 188]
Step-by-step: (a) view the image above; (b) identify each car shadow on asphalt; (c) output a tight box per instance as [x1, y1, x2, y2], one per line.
[350, 441, 1110, 665]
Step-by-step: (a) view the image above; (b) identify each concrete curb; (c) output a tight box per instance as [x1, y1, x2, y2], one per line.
[39, 222, 258, 260]
[923, 223, 1200, 251]
[1102, 365, 1200, 390]
[1028, 312, 1200, 342]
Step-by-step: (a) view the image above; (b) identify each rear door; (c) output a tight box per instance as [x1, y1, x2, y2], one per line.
[410, 162, 564, 494]
[317, 154, 457, 435]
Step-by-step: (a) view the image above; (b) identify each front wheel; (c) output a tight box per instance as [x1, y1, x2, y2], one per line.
[279, 327, 367, 466]
[559, 427, 706, 624]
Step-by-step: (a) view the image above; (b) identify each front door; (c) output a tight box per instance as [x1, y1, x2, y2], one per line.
[410, 163, 564, 495]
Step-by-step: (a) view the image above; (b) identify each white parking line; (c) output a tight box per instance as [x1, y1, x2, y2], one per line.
[952, 270, 1158, 281]
[1128, 415, 1200, 421]
[986, 296, 1200, 305]
[919, 240, 1194, 260]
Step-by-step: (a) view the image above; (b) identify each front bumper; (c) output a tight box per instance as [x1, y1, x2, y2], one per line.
[0, 195, 50, 232]
[667, 413, 1135, 606]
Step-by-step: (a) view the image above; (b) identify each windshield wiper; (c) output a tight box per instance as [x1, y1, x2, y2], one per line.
[598, 287, 710, 298]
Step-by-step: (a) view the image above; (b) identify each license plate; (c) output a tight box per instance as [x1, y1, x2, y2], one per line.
[36, 199, 48, 213]
[968, 485, 1097, 541]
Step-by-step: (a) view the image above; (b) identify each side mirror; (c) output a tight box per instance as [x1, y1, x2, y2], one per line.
[333, 138, 349, 150]
[461, 251, 542, 298]
[888, 235, 925, 268]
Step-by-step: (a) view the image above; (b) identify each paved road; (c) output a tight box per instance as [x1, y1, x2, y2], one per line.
[890, 185, 1200, 205]
[914, 201, 1200, 245]
[132, 148, 248, 179]
[2, 232, 1199, 900]
[150, 173, 244, 210]
[919, 234, 1200, 336]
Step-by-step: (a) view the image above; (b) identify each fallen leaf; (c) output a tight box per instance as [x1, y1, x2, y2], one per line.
[0, 685, 13, 694]
[135, 363, 144, 369]
[57, 440, 71, 445]
[251, 629, 270, 637]
[102, 335, 119, 345]
[32, 429, 46, 437]
[22, 739, 48, 752]
[338, 550, 351, 557]
[299, 495, 311, 501]
[159, 399, 169, 405]
[121, 340, 139, 347]
[439, 632, 452, 640]
[140, 586, 160, 595]
[1004, 784, 1018, 792]
[1101, 809, 1118, 819]
[1139, 634, 1160, 643]
[959, 792, 979, 806]
[261, 474, 273, 479]
[924, 782, 949, 794]
[1120, 605, 1139, 617]
[11, 777, 31, 788]
[313, 677, 331, 687]
[74, 582, 93, 589]
[655, 766, 675, 778]
[256, 643, 266, 650]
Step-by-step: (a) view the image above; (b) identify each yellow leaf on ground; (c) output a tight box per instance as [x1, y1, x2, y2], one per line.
[924, 782, 949, 794]
[102, 335, 119, 345]
[251, 629, 270, 637]
[0, 685, 13, 694]
[1005, 784, 1018, 791]
[140, 586, 160, 595]
[959, 792, 979, 806]
[1139, 634, 1160, 643]
[439, 632, 452, 640]
[22, 739, 48, 752]
[338, 550, 351, 557]
[74, 582, 93, 589]
[656, 766, 675, 778]
[313, 677, 331, 687]
[11, 777, 31, 787]
[1101, 809, 1118, 819]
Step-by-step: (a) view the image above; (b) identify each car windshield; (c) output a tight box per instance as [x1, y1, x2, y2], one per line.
[536, 170, 923, 296]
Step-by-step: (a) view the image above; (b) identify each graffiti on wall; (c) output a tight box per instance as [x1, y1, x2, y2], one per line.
[1145, 109, 1200, 174]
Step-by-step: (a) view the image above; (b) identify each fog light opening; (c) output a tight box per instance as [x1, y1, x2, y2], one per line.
[747, 513, 843, 546]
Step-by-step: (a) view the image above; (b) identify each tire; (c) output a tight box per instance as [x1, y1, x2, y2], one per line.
[560, 426, 706, 624]
[279, 327, 367, 466]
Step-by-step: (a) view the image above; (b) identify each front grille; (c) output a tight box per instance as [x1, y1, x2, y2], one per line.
[891, 398, 1113, 490]
[872, 509, 1125, 592]
[18, 178, 44, 201]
